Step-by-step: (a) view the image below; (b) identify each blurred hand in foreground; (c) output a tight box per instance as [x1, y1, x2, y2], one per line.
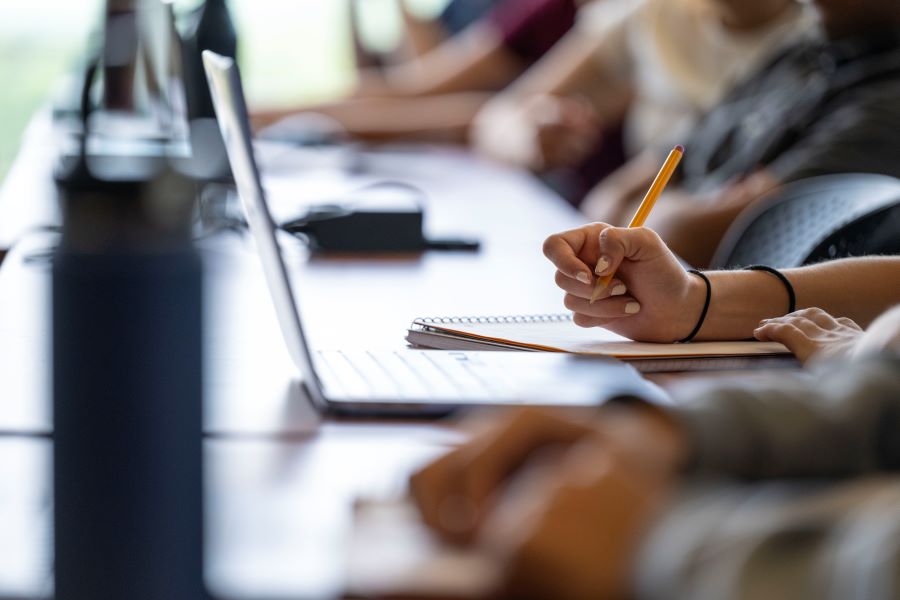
[410, 406, 687, 599]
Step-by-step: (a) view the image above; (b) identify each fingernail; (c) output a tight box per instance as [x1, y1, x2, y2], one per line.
[576, 272, 592, 285]
[610, 284, 627, 296]
[625, 302, 641, 315]
[594, 256, 610, 275]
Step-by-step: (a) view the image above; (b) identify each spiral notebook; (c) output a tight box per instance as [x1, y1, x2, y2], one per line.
[406, 314, 795, 372]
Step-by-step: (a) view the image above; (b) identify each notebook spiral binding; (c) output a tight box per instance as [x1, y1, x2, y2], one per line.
[419, 314, 572, 325]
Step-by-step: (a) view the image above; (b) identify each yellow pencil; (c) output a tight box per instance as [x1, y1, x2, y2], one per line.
[590, 144, 684, 304]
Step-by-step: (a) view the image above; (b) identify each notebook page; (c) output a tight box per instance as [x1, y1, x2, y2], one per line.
[413, 315, 789, 359]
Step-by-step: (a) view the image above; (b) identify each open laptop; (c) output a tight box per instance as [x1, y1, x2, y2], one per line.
[202, 51, 668, 416]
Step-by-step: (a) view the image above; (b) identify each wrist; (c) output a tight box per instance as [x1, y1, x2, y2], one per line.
[677, 271, 710, 342]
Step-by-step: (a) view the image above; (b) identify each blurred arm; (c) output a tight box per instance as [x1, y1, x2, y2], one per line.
[368, 22, 524, 98]
[396, 4, 450, 59]
[498, 12, 633, 122]
[254, 92, 492, 143]
[671, 355, 900, 479]
[470, 1, 636, 168]
[633, 170, 778, 268]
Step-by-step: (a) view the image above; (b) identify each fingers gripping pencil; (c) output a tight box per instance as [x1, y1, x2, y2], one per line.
[590, 145, 684, 304]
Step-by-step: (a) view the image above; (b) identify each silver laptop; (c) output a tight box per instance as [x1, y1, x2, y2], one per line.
[202, 51, 667, 416]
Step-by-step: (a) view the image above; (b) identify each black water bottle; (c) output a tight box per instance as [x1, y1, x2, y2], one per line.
[52, 170, 206, 600]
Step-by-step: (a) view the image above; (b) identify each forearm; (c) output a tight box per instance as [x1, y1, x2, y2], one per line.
[581, 152, 659, 222]
[345, 93, 489, 143]
[383, 24, 522, 97]
[256, 93, 490, 143]
[503, 29, 630, 123]
[398, 10, 447, 59]
[788, 257, 900, 327]
[646, 195, 747, 269]
[694, 257, 900, 340]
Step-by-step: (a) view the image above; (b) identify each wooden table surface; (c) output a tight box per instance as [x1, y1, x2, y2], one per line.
[0, 115, 617, 599]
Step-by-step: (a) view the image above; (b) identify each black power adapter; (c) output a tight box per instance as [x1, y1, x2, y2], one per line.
[281, 182, 480, 253]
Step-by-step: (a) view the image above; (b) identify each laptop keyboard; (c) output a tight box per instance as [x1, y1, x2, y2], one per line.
[314, 350, 507, 401]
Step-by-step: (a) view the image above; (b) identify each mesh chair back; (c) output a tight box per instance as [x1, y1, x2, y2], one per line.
[807, 202, 900, 262]
[710, 174, 900, 269]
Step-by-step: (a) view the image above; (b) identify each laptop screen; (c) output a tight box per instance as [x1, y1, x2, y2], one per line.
[202, 51, 323, 401]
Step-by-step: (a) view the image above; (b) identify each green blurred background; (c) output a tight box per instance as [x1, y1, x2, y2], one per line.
[0, 0, 449, 183]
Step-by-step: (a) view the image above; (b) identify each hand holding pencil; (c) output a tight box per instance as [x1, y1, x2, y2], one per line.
[543, 144, 695, 341]
[590, 145, 684, 304]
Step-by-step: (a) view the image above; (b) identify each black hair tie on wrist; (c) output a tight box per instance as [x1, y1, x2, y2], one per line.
[744, 265, 796, 315]
[679, 269, 711, 344]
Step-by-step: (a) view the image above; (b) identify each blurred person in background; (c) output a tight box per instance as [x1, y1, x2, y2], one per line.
[253, 0, 592, 142]
[472, 0, 814, 200]
[570, 0, 900, 267]
[408, 223, 900, 599]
